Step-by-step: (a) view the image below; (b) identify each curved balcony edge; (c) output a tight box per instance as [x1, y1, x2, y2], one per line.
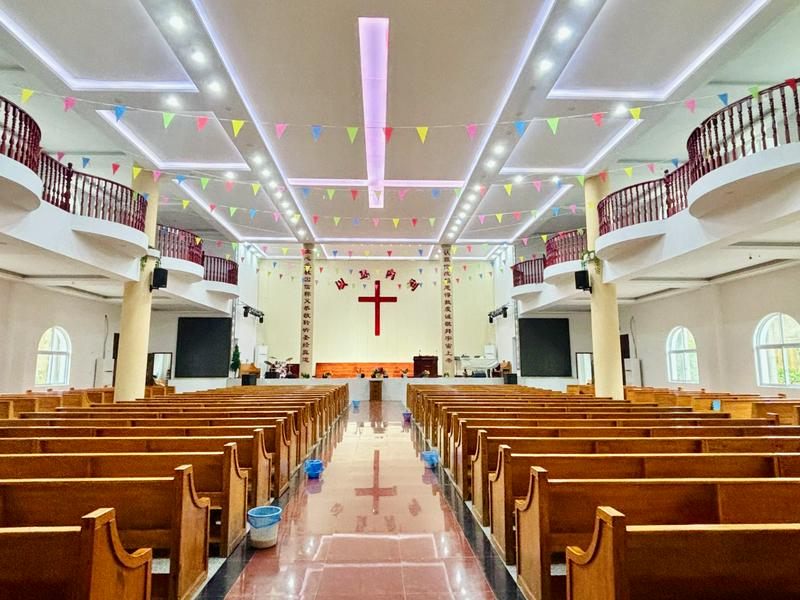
[543, 259, 584, 283]
[204, 280, 240, 298]
[71, 215, 149, 258]
[595, 218, 667, 260]
[511, 281, 546, 300]
[0, 153, 42, 211]
[160, 255, 205, 282]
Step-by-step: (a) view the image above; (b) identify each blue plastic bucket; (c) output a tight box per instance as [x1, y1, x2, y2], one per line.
[352, 400, 361, 410]
[304, 458, 324, 479]
[402, 411, 412, 423]
[247, 506, 282, 528]
[421, 450, 439, 469]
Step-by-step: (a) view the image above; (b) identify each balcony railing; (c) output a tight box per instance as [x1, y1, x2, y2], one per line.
[204, 255, 238, 285]
[39, 154, 147, 231]
[156, 225, 204, 265]
[598, 77, 799, 237]
[0, 95, 41, 172]
[544, 229, 587, 268]
[512, 257, 544, 286]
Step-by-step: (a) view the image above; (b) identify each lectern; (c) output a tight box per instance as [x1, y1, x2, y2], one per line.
[413, 355, 439, 377]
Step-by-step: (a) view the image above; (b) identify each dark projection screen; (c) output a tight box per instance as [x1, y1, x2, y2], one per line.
[519, 318, 572, 377]
[175, 317, 232, 377]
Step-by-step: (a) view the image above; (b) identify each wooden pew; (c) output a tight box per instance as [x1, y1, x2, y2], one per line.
[0, 465, 209, 600]
[0, 507, 152, 600]
[0, 424, 291, 495]
[488, 446, 800, 565]
[565, 506, 800, 600]
[0, 443, 247, 557]
[515, 473, 800, 600]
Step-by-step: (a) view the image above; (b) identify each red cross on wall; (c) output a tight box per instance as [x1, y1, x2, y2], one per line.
[358, 279, 397, 336]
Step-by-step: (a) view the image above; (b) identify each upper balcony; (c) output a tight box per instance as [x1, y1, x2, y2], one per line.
[203, 254, 239, 298]
[0, 95, 42, 210]
[595, 77, 800, 258]
[156, 225, 205, 281]
[543, 229, 587, 282]
[511, 257, 545, 298]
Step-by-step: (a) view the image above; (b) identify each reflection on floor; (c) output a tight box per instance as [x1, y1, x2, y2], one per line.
[199, 400, 508, 599]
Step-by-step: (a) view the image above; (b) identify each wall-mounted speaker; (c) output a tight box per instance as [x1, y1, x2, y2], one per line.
[151, 267, 169, 291]
[575, 270, 591, 292]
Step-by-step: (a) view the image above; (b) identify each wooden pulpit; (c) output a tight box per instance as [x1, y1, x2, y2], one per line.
[413, 356, 439, 377]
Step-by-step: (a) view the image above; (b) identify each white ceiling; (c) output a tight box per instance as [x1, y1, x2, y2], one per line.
[0, 0, 797, 260]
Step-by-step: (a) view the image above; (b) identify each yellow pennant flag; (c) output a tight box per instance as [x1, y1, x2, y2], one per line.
[587, 201, 595, 210]
[495, 213, 503, 223]
[624, 166, 633, 178]
[195, 236, 202, 245]
[281, 247, 289, 255]
[416, 126, 429, 143]
[452, 246, 458, 255]
[504, 183, 512, 197]
[291, 214, 301, 224]
[541, 234, 548, 242]
[132, 165, 141, 180]
[251, 183, 261, 195]
[629, 107, 641, 120]
[392, 218, 400, 228]
[364, 250, 371, 256]
[182, 199, 190, 209]
[231, 119, 245, 137]
[20, 88, 34, 103]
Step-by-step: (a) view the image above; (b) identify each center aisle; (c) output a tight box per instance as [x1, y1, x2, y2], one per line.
[218, 400, 497, 599]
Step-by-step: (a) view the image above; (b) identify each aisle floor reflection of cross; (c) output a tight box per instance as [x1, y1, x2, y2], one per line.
[355, 449, 397, 514]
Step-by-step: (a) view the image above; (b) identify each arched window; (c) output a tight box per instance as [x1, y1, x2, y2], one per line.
[35, 326, 71, 386]
[754, 313, 800, 387]
[666, 326, 699, 384]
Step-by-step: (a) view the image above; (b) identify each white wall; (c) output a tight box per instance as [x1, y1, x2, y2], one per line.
[0, 279, 121, 393]
[492, 246, 518, 370]
[257, 258, 494, 370]
[233, 248, 259, 364]
[620, 263, 800, 396]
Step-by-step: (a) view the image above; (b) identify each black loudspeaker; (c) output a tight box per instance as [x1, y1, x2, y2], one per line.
[151, 267, 169, 291]
[575, 270, 591, 292]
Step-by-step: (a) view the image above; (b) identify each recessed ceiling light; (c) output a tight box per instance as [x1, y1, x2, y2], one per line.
[493, 143, 506, 155]
[450, 225, 458, 231]
[168, 15, 185, 31]
[485, 159, 497, 169]
[190, 49, 206, 64]
[275, 191, 283, 199]
[165, 95, 180, 108]
[551, 176, 560, 183]
[538, 58, 553, 74]
[447, 232, 455, 239]
[463, 203, 472, 210]
[468, 193, 477, 201]
[458, 212, 466, 218]
[472, 184, 481, 192]
[555, 26, 572, 42]
[252, 154, 264, 166]
[207, 80, 223, 94]
[224, 171, 235, 180]
[456, 218, 463, 225]
[297, 229, 306, 237]
[268, 181, 278, 189]
[514, 175, 524, 183]
[261, 168, 271, 178]
[285, 209, 294, 216]
[280, 201, 289, 208]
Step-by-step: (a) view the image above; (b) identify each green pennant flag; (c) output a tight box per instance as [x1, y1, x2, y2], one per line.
[229, 206, 238, 217]
[333, 216, 341, 226]
[162, 112, 175, 128]
[200, 177, 210, 190]
[231, 242, 238, 251]
[346, 126, 359, 143]
[428, 217, 436, 227]
[748, 85, 760, 100]
[576, 175, 585, 187]
[326, 188, 336, 200]
[546, 117, 559, 135]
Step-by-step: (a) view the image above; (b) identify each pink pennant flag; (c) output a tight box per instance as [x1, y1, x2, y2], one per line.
[152, 170, 162, 182]
[300, 248, 306, 255]
[478, 215, 486, 224]
[569, 204, 577, 214]
[599, 170, 608, 182]
[196, 116, 209, 131]
[387, 250, 393, 257]
[111, 163, 120, 175]
[521, 237, 529, 246]
[411, 217, 418, 227]
[63, 97, 76, 111]
[350, 189, 358, 200]
[467, 245, 473, 252]
[225, 180, 234, 192]
[275, 123, 288, 139]
[215, 240, 222, 248]
[273, 212, 280, 222]
[592, 112, 604, 126]
[513, 211, 521, 221]
[347, 250, 353, 258]
[209, 203, 217, 212]
[56, 151, 65, 162]
[372, 217, 380, 227]
[479, 185, 487, 197]
[312, 214, 319, 224]
[533, 179, 542, 192]
[398, 188, 408, 200]
[647, 162, 655, 173]
[465, 123, 477, 140]
[684, 99, 697, 113]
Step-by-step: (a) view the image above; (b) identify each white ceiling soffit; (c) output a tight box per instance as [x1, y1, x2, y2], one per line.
[548, 0, 770, 101]
[319, 244, 436, 261]
[0, 0, 196, 91]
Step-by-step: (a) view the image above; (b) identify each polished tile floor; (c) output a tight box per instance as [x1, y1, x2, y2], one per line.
[220, 401, 497, 599]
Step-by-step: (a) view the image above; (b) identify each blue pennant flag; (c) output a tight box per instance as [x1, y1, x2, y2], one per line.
[249, 208, 256, 220]
[349, 269, 353, 274]
[332, 250, 339, 257]
[175, 174, 187, 184]
[114, 105, 127, 122]
[142, 193, 150, 203]
[555, 179, 563, 189]
[418, 248, 424, 256]
[81, 157, 90, 168]
[272, 261, 277, 267]
[718, 93, 729, 107]
[671, 158, 680, 168]
[431, 188, 441, 199]
[552, 206, 560, 216]
[301, 187, 310, 198]
[311, 125, 322, 141]
[514, 120, 528, 136]
[353, 217, 360, 225]
[418, 267, 423, 273]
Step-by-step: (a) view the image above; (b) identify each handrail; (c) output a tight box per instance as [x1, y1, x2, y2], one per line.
[156, 225, 204, 265]
[512, 257, 544, 286]
[0, 95, 41, 172]
[597, 77, 799, 237]
[204, 255, 238, 285]
[544, 229, 587, 267]
[38, 154, 147, 231]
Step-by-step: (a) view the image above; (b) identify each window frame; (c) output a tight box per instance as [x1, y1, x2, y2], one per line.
[665, 325, 700, 384]
[754, 313, 800, 388]
[35, 326, 72, 387]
